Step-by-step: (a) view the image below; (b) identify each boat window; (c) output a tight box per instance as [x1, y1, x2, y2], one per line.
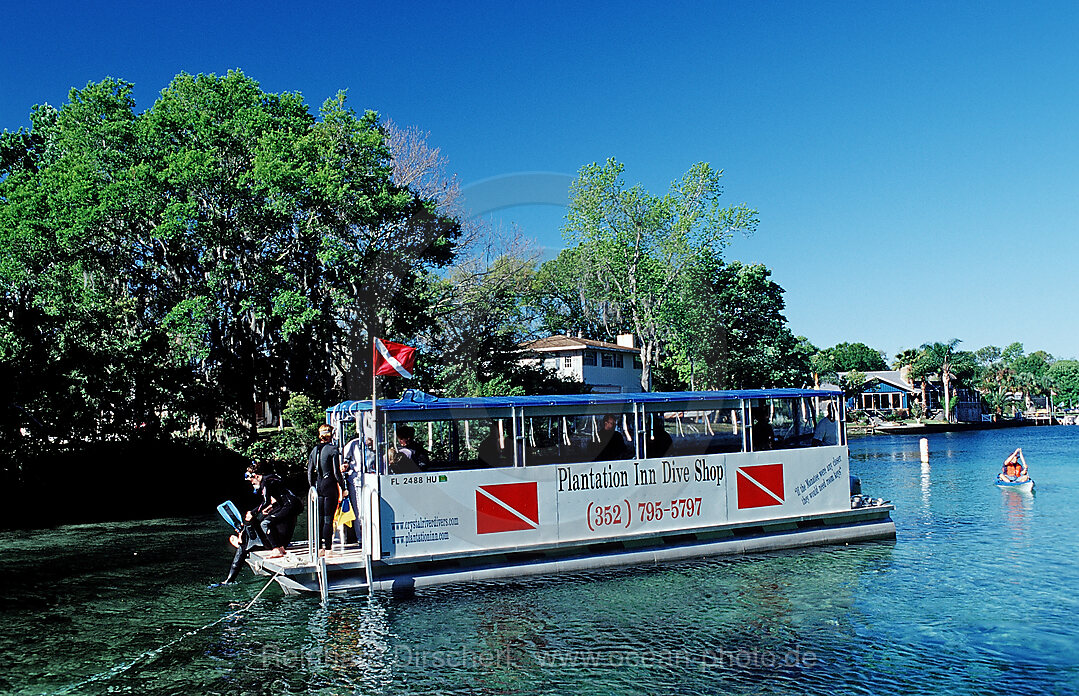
[748, 397, 841, 451]
[807, 397, 842, 447]
[649, 408, 744, 457]
[523, 412, 637, 465]
[450, 418, 509, 469]
[383, 412, 643, 470]
[382, 418, 505, 472]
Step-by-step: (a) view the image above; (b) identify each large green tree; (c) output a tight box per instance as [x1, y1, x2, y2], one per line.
[561, 159, 758, 391]
[827, 342, 887, 372]
[663, 258, 808, 389]
[0, 79, 177, 458]
[0, 71, 460, 468]
[528, 246, 624, 340]
[421, 254, 585, 397]
[1048, 359, 1079, 408]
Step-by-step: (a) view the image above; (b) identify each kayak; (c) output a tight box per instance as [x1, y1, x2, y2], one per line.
[996, 478, 1035, 493]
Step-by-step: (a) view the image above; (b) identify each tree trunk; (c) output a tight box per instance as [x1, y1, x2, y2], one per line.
[943, 374, 952, 423]
[638, 337, 657, 392]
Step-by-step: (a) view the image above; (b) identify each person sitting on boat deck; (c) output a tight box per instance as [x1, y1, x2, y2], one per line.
[340, 435, 376, 544]
[592, 414, 630, 461]
[308, 424, 344, 557]
[999, 447, 1029, 482]
[812, 406, 839, 446]
[646, 414, 673, 459]
[219, 461, 301, 584]
[248, 460, 301, 558]
[394, 425, 431, 470]
[477, 421, 506, 467]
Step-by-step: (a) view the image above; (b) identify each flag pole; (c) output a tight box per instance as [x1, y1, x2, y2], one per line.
[371, 335, 379, 474]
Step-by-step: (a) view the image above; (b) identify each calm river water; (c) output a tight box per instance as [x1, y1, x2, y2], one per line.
[3, 427, 1077, 695]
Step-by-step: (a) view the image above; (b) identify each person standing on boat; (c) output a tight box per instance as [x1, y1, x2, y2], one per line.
[477, 421, 505, 467]
[308, 424, 344, 557]
[999, 448, 1029, 482]
[340, 436, 375, 544]
[593, 414, 630, 461]
[752, 414, 775, 451]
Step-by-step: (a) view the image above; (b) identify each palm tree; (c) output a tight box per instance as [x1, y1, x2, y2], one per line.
[892, 348, 920, 402]
[1038, 373, 1058, 424]
[892, 348, 919, 371]
[915, 339, 962, 422]
[1014, 371, 1037, 413]
[938, 339, 962, 423]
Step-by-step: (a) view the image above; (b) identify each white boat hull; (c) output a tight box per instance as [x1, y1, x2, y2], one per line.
[250, 505, 896, 595]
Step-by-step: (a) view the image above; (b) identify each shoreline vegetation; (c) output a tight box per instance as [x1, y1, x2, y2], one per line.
[847, 418, 1059, 437]
[2, 72, 1076, 528]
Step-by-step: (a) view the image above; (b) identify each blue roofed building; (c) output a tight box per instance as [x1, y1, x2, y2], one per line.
[839, 370, 918, 412]
[838, 369, 985, 422]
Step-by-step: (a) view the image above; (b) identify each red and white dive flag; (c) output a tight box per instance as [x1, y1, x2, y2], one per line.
[736, 463, 786, 509]
[373, 338, 417, 378]
[476, 482, 539, 534]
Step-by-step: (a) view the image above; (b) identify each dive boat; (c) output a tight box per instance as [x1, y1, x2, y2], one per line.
[246, 388, 896, 597]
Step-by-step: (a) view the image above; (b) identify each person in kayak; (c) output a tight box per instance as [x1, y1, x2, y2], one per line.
[998, 448, 1029, 482]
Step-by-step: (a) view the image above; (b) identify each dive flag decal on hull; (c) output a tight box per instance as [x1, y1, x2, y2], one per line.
[736, 463, 785, 509]
[476, 482, 539, 534]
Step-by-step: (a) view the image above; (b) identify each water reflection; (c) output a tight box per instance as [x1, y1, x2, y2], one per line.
[302, 597, 396, 693]
[1000, 488, 1034, 545]
[921, 461, 931, 508]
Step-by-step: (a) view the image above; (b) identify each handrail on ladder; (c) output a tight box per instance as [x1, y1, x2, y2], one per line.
[307, 487, 328, 602]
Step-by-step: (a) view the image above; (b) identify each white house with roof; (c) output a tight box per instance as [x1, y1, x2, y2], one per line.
[520, 334, 643, 393]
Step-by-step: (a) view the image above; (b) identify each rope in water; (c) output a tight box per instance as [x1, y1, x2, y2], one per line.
[46, 572, 282, 696]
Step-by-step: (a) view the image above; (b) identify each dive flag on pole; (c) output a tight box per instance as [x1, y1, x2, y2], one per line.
[373, 338, 417, 378]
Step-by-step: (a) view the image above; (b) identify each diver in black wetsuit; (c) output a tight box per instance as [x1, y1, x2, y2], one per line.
[307, 424, 344, 557]
[218, 461, 301, 585]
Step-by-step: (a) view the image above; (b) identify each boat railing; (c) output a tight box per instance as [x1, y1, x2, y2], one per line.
[306, 487, 318, 560]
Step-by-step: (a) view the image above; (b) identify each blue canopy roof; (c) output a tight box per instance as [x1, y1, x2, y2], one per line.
[326, 388, 841, 420]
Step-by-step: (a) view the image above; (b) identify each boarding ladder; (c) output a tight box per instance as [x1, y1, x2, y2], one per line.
[305, 479, 379, 600]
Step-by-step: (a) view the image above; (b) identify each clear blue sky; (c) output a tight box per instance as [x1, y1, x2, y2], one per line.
[5, 1, 1078, 361]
